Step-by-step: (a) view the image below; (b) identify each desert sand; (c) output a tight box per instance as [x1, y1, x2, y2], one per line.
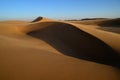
[0, 17, 120, 80]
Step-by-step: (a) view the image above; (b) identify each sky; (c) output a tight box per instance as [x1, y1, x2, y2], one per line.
[0, 0, 120, 20]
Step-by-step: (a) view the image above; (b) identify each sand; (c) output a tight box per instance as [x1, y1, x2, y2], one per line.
[0, 17, 120, 80]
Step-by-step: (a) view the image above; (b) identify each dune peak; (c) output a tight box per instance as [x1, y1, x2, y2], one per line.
[32, 16, 43, 22]
[32, 16, 54, 22]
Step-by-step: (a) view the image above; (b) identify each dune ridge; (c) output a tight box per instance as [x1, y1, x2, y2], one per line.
[27, 21, 120, 68]
[31, 17, 53, 23]
[67, 19, 120, 53]
[32, 16, 43, 22]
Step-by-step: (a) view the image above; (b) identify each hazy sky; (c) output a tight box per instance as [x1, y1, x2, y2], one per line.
[0, 0, 120, 20]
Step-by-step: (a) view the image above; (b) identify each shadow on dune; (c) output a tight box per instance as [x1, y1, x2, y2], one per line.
[98, 18, 120, 27]
[98, 27, 120, 34]
[97, 18, 120, 34]
[27, 22, 120, 68]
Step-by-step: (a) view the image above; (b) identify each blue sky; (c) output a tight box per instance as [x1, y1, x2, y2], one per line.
[0, 0, 120, 20]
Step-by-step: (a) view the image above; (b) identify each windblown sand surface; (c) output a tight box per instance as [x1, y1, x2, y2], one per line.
[0, 17, 120, 80]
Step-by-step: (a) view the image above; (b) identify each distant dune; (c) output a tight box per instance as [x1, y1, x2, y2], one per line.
[98, 18, 120, 27]
[81, 18, 108, 21]
[31, 17, 53, 22]
[0, 17, 120, 80]
[32, 16, 43, 22]
[69, 18, 120, 34]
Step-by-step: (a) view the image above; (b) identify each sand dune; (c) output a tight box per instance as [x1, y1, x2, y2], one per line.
[69, 18, 120, 26]
[69, 18, 120, 34]
[27, 21, 120, 67]
[32, 16, 43, 22]
[0, 17, 120, 80]
[67, 19, 120, 53]
[97, 18, 120, 27]
[31, 17, 54, 23]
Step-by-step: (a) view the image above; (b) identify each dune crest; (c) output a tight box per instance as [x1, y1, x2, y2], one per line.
[32, 17, 53, 23]
[32, 16, 43, 22]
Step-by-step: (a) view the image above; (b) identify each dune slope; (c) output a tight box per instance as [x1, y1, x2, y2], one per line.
[27, 22, 120, 68]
